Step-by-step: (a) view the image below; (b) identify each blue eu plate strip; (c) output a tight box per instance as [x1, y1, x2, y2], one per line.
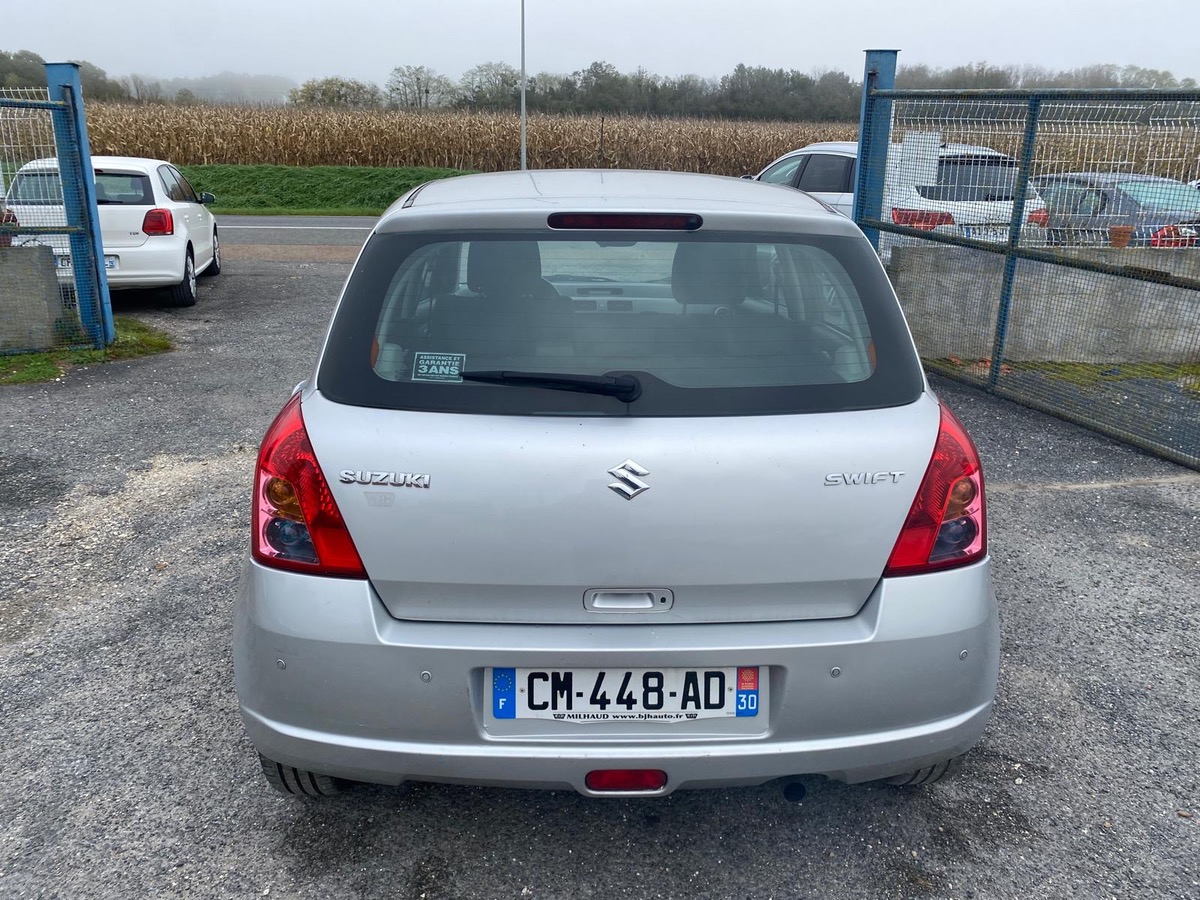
[492, 668, 516, 719]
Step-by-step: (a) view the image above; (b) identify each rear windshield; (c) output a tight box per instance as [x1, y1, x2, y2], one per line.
[317, 231, 923, 417]
[8, 170, 152, 205]
[7, 171, 61, 204]
[1117, 179, 1200, 211]
[917, 156, 1019, 203]
[94, 172, 153, 205]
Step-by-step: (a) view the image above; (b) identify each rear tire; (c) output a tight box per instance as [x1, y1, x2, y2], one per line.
[167, 248, 197, 307]
[258, 753, 343, 798]
[200, 229, 221, 277]
[884, 757, 960, 787]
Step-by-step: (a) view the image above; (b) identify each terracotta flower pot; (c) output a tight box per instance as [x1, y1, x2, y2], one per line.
[1109, 225, 1134, 248]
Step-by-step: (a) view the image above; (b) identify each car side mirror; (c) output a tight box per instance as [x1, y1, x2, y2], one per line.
[740, 174, 756, 180]
[199, 191, 216, 205]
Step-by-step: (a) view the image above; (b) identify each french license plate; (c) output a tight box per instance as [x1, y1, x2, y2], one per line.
[489, 666, 761, 722]
[960, 225, 1009, 243]
[55, 255, 116, 269]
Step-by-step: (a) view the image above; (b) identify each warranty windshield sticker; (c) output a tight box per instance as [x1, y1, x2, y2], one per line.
[412, 352, 466, 383]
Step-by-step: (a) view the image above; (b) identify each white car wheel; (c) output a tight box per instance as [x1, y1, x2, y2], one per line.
[168, 249, 197, 307]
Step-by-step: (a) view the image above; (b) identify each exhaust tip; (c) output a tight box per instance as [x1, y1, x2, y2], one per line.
[782, 780, 807, 803]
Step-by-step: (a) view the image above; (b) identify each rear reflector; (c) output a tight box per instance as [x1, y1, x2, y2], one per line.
[585, 769, 668, 792]
[548, 213, 702, 230]
[1027, 207, 1050, 228]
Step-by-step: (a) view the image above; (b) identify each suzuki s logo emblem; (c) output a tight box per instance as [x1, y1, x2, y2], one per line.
[607, 459, 650, 500]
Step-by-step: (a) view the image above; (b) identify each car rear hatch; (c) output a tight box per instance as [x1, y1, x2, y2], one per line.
[305, 216, 933, 625]
[93, 168, 155, 249]
[95, 205, 151, 249]
[5, 166, 153, 255]
[304, 391, 938, 624]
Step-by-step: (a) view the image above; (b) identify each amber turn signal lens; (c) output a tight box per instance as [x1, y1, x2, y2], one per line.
[264, 476, 304, 520]
[945, 477, 977, 519]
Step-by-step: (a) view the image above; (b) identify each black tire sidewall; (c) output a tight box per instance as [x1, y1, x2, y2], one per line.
[168, 249, 197, 307]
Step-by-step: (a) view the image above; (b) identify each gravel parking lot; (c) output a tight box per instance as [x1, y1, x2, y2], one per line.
[1, 237, 1197, 899]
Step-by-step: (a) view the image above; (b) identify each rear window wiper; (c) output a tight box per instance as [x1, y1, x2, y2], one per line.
[460, 370, 642, 402]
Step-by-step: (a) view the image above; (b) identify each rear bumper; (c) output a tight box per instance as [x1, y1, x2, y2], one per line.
[234, 560, 999, 794]
[54, 237, 187, 289]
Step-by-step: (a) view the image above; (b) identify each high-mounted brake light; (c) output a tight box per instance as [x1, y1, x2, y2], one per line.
[251, 393, 366, 578]
[142, 208, 174, 236]
[548, 213, 703, 230]
[892, 208, 954, 230]
[884, 405, 986, 576]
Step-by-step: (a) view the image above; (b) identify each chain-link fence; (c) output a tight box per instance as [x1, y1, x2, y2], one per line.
[1, 65, 112, 354]
[853, 54, 1200, 470]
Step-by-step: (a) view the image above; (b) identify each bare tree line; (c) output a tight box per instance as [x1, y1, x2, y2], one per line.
[3, 49, 1197, 121]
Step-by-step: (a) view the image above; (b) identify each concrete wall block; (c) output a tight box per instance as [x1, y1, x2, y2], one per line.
[888, 246, 1200, 364]
[0, 245, 76, 353]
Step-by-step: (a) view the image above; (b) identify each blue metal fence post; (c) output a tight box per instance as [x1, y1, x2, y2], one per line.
[986, 96, 1042, 388]
[45, 62, 114, 347]
[853, 50, 898, 250]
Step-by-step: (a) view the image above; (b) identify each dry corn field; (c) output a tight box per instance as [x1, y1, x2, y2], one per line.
[895, 103, 1200, 182]
[83, 103, 855, 174]
[58, 103, 1200, 180]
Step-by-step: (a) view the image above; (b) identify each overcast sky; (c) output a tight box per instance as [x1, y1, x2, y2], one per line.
[9, 0, 1198, 85]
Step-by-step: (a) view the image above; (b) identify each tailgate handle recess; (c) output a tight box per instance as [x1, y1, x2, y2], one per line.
[584, 589, 674, 613]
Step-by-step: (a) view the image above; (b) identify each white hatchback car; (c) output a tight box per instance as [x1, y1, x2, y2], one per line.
[4, 155, 220, 306]
[753, 140, 1048, 243]
[235, 169, 999, 800]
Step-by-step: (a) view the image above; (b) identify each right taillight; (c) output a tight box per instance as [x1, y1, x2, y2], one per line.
[884, 405, 986, 576]
[142, 208, 174, 235]
[1150, 225, 1197, 248]
[251, 393, 366, 578]
[892, 208, 955, 230]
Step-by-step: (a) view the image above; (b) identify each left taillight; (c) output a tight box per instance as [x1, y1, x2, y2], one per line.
[884, 405, 987, 577]
[1027, 207, 1050, 228]
[251, 393, 366, 578]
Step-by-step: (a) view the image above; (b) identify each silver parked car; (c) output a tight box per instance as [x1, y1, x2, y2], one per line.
[235, 170, 998, 799]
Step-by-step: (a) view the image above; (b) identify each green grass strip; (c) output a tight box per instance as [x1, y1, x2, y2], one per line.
[179, 164, 472, 216]
[1, 315, 173, 384]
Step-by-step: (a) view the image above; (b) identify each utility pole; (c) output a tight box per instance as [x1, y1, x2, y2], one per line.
[520, 0, 527, 170]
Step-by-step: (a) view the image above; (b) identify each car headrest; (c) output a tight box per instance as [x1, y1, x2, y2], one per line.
[671, 242, 755, 305]
[467, 240, 546, 297]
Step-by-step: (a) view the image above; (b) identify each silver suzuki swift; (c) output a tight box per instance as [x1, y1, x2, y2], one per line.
[234, 170, 998, 798]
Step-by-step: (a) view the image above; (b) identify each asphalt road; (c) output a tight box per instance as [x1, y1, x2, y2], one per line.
[1, 219, 1197, 899]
